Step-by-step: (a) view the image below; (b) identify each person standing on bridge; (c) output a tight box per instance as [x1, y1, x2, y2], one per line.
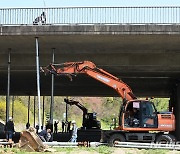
[41, 11, 46, 24]
[33, 11, 46, 25]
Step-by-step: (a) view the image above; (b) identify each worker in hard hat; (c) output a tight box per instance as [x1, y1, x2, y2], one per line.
[70, 120, 78, 142]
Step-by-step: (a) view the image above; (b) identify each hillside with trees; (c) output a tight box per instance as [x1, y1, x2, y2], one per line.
[0, 96, 169, 131]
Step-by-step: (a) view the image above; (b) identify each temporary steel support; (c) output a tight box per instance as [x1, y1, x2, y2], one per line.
[66, 102, 68, 123]
[12, 96, 14, 119]
[6, 49, 11, 123]
[27, 96, 30, 126]
[50, 48, 55, 125]
[34, 96, 36, 127]
[65, 96, 68, 128]
[35, 37, 42, 131]
[42, 96, 45, 129]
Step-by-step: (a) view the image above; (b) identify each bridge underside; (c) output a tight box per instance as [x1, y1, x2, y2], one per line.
[0, 25, 180, 97]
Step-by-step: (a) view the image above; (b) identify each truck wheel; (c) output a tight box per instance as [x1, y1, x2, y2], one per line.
[156, 134, 176, 144]
[108, 134, 125, 146]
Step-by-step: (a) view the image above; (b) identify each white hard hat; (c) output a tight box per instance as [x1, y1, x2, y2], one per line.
[72, 120, 76, 124]
[9, 117, 12, 121]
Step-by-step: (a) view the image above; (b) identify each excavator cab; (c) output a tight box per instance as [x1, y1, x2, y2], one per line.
[123, 100, 158, 128]
[83, 112, 101, 129]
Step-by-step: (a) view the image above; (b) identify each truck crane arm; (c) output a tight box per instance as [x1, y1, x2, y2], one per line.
[41, 61, 137, 102]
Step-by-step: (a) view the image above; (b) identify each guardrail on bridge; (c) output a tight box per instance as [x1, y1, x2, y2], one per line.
[0, 7, 180, 25]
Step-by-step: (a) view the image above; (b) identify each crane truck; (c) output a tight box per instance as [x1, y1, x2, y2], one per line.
[41, 61, 176, 145]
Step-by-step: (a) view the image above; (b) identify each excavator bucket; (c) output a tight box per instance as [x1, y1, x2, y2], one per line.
[18, 127, 45, 152]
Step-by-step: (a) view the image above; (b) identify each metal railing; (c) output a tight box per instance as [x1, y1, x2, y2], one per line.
[1, 7, 180, 25]
[115, 142, 180, 150]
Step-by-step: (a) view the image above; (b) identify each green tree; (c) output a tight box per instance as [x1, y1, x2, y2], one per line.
[153, 98, 169, 112]
[0, 101, 6, 121]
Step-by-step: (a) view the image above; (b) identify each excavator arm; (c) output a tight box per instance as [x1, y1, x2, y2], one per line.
[41, 61, 137, 102]
[64, 98, 88, 114]
[64, 98, 88, 128]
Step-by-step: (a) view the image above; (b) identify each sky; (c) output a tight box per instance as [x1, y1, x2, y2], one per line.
[0, 0, 180, 8]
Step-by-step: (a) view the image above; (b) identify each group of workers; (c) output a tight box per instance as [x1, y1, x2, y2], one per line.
[38, 120, 78, 142]
[4, 117, 78, 143]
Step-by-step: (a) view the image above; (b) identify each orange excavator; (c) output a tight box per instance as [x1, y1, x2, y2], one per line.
[41, 61, 176, 145]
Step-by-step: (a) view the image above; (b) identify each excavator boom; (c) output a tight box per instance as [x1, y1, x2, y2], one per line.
[41, 61, 136, 101]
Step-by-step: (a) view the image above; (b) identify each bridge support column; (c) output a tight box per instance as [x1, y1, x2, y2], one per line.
[171, 83, 180, 141]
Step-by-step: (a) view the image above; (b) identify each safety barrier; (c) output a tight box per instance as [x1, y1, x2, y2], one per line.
[1, 7, 180, 25]
[115, 141, 180, 150]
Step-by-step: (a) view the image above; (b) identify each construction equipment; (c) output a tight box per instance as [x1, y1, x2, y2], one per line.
[41, 61, 176, 145]
[64, 98, 101, 129]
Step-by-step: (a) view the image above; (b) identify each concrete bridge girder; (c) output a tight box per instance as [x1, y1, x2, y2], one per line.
[0, 25, 180, 97]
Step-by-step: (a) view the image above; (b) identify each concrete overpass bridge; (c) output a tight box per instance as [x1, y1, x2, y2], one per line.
[1, 7, 180, 139]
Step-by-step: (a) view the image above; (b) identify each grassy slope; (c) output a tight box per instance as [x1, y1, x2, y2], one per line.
[0, 147, 179, 154]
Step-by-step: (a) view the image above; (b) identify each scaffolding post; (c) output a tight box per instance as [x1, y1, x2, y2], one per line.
[6, 49, 11, 123]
